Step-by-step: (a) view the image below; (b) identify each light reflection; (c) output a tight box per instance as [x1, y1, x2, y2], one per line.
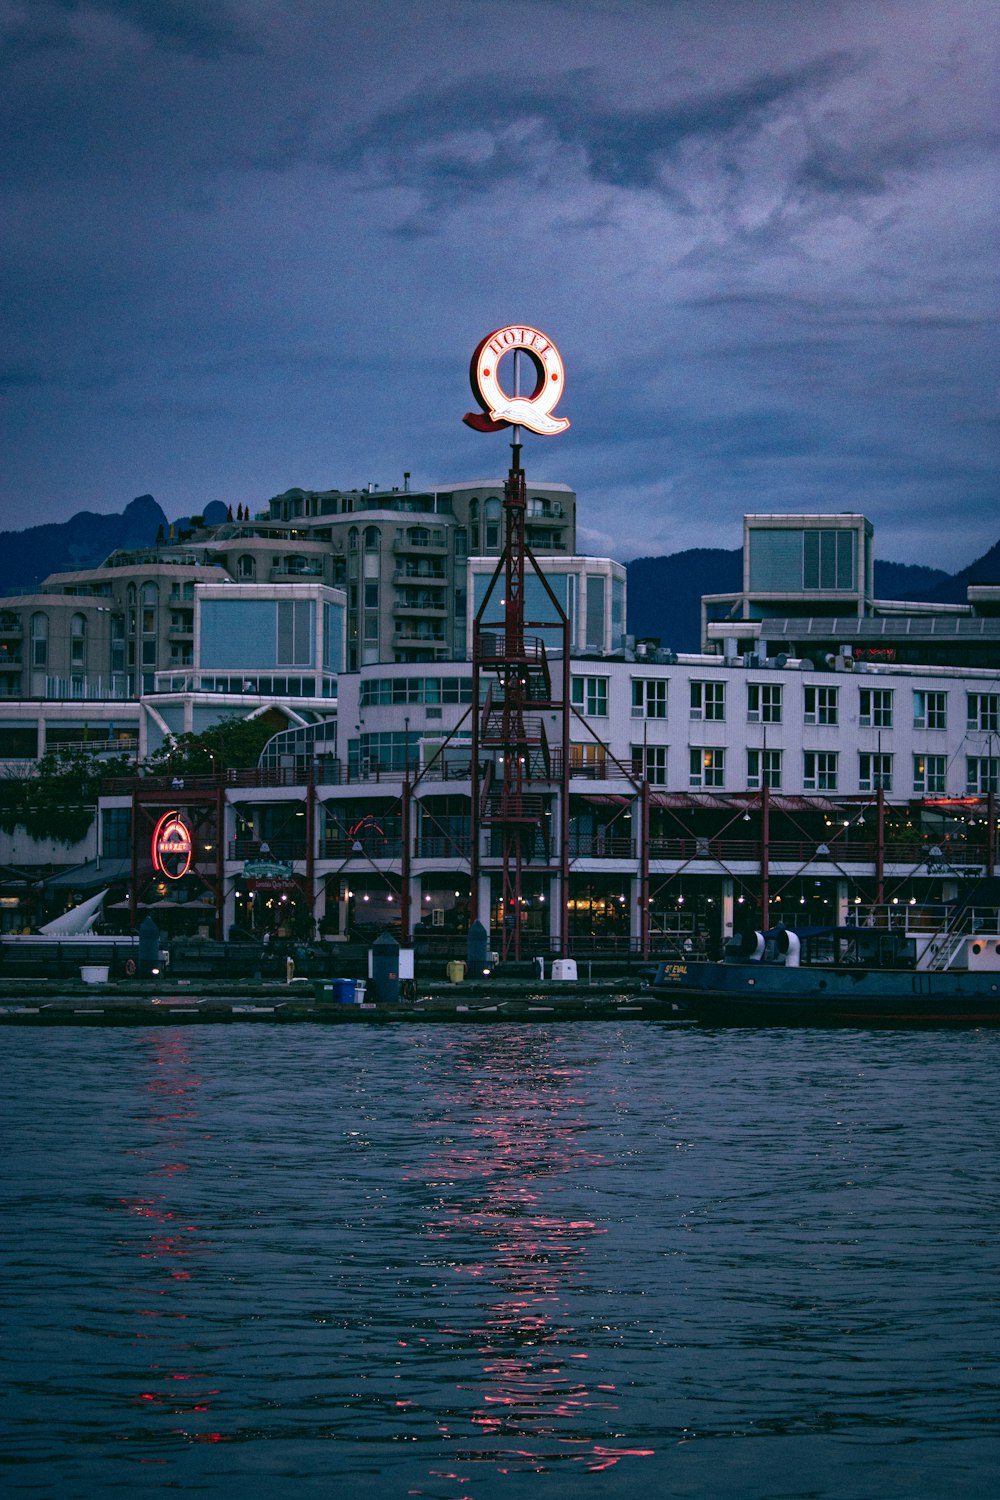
[114, 1032, 222, 1440]
[414, 1029, 654, 1477]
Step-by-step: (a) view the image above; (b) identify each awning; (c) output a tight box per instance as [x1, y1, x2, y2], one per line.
[42, 857, 134, 890]
[577, 794, 631, 806]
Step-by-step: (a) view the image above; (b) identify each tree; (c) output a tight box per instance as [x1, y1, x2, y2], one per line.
[146, 711, 287, 778]
[0, 751, 134, 846]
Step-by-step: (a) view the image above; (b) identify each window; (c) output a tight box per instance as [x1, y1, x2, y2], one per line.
[747, 682, 782, 723]
[632, 744, 667, 784]
[859, 687, 893, 728]
[747, 748, 782, 790]
[571, 676, 608, 717]
[690, 680, 725, 721]
[859, 752, 893, 792]
[690, 747, 725, 788]
[364, 526, 380, 551]
[913, 754, 947, 795]
[966, 757, 999, 796]
[30, 612, 48, 668]
[469, 500, 479, 552]
[803, 751, 838, 791]
[277, 600, 312, 666]
[101, 807, 132, 859]
[70, 613, 87, 667]
[631, 678, 667, 719]
[803, 528, 856, 590]
[484, 497, 501, 550]
[913, 689, 946, 730]
[804, 684, 838, 725]
[967, 693, 999, 733]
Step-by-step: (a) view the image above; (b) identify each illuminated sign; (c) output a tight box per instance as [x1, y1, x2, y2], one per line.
[463, 325, 569, 436]
[151, 810, 193, 880]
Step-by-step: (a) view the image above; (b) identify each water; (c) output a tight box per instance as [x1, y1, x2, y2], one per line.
[2, 1022, 998, 1499]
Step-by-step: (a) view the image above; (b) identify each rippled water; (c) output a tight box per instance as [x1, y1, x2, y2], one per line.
[2, 1022, 998, 1499]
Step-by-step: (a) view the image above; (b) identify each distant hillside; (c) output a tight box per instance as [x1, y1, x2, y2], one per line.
[872, 560, 950, 600]
[0, 495, 168, 595]
[922, 539, 1000, 604]
[626, 549, 741, 653]
[625, 549, 980, 654]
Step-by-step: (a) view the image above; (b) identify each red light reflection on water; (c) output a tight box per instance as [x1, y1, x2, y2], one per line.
[112, 1031, 223, 1441]
[411, 1029, 653, 1479]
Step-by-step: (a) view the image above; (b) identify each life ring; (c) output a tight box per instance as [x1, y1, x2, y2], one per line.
[124, 958, 137, 977]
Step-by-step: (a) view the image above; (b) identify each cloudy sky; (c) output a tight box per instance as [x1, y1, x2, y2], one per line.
[1, 0, 996, 566]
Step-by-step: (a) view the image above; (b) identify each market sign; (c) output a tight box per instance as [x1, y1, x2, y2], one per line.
[243, 858, 295, 880]
[463, 325, 569, 436]
[151, 810, 193, 881]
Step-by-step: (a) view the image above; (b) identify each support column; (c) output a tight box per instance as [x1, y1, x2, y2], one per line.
[721, 877, 734, 943]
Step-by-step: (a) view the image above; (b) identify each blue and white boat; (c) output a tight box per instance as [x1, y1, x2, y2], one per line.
[651, 903, 1000, 1025]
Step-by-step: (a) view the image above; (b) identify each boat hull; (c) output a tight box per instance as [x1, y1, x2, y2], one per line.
[651, 959, 1000, 1026]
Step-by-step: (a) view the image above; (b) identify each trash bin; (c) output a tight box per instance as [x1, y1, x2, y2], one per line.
[353, 981, 367, 1004]
[334, 978, 356, 1004]
[446, 959, 467, 984]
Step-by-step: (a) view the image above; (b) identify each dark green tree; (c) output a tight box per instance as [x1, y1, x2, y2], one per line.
[146, 711, 287, 777]
[0, 751, 134, 846]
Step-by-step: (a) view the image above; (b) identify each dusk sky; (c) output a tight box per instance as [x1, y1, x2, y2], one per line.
[2, 0, 996, 568]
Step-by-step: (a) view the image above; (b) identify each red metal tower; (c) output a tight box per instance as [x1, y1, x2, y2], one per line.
[464, 329, 572, 961]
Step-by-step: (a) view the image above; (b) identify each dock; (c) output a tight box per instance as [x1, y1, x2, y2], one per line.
[0, 976, 692, 1025]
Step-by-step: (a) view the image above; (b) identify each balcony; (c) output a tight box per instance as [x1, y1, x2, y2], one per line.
[168, 622, 194, 638]
[270, 562, 325, 580]
[393, 569, 447, 584]
[393, 628, 447, 645]
[392, 599, 449, 617]
[393, 535, 448, 556]
[228, 837, 306, 861]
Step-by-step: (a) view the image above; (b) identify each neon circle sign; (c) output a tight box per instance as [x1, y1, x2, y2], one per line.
[463, 325, 569, 436]
[151, 810, 193, 880]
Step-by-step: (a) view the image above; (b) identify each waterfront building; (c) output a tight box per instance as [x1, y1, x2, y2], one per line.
[702, 512, 1000, 669]
[0, 493, 997, 953]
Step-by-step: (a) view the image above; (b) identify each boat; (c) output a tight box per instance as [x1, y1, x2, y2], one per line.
[649, 901, 1000, 1025]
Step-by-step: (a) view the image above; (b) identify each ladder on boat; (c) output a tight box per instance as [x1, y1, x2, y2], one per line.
[927, 930, 966, 971]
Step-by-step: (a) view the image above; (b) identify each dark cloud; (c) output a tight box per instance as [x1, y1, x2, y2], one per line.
[0, 0, 995, 571]
[5, 0, 256, 59]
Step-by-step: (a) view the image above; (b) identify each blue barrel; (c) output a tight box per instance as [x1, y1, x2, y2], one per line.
[334, 978, 356, 1004]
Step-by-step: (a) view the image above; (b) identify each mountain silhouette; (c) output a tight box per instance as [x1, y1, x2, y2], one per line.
[624, 550, 970, 653]
[0, 495, 169, 594]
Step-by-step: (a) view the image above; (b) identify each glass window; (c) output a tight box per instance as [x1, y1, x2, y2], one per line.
[966, 757, 999, 795]
[859, 752, 892, 792]
[914, 754, 947, 795]
[690, 747, 725, 788]
[747, 748, 782, 790]
[30, 613, 48, 668]
[631, 745, 667, 784]
[571, 677, 609, 717]
[690, 680, 725, 721]
[804, 685, 838, 725]
[802, 528, 856, 590]
[631, 678, 667, 718]
[803, 751, 838, 791]
[70, 613, 86, 667]
[967, 693, 999, 732]
[859, 687, 893, 728]
[747, 682, 782, 723]
[913, 689, 946, 730]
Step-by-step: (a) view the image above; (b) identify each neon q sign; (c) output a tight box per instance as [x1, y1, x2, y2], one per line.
[463, 325, 569, 436]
